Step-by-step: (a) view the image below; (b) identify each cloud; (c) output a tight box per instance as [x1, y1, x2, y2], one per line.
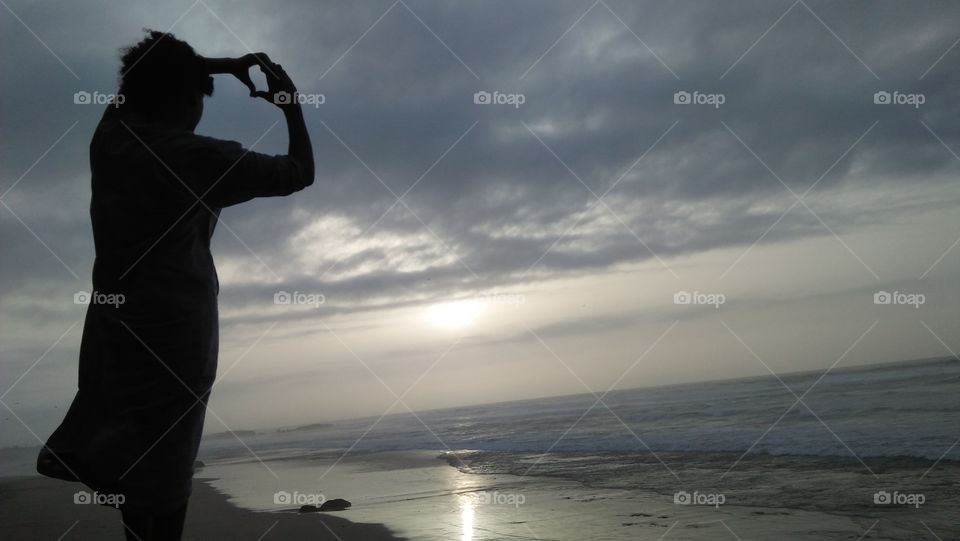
[2, 1, 960, 440]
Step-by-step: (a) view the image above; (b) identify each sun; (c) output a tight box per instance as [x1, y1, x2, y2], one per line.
[425, 300, 482, 329]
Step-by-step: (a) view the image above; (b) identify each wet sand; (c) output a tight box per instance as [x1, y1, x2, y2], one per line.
[203, 450, 959, 540]
[3, 449, 956, 540]
[0, 475, 404, 540]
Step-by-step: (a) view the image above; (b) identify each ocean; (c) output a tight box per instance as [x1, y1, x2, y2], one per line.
[191, 357, 959, 540]
[200, 357, 958, 461]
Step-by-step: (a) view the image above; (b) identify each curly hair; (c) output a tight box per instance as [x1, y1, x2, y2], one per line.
[118, 29, 213, 114]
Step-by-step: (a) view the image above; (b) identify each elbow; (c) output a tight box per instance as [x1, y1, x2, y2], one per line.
[298, 169, 314, 190]
[291, 158, 315, 190]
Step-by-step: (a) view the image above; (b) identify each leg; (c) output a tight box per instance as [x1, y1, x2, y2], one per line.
[150, 501, 188, 541]
[122, 509, 152, 541]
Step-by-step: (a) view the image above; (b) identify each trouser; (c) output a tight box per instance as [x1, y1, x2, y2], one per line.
[122, 501, 189, 541]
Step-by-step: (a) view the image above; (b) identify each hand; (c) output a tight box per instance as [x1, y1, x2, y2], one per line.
[204, 53, 299, 108]
[245, 54, 298, 108]
[203, 54, 261, 96]
[229, 54, 262, 97]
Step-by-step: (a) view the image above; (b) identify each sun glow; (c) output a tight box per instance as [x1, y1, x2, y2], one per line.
[425, 300, 482, 329]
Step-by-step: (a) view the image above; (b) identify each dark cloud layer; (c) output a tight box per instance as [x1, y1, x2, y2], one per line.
[3, 0, 960, 320]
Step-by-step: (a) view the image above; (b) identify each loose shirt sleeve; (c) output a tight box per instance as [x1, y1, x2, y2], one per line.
[158, 132, 308, 208]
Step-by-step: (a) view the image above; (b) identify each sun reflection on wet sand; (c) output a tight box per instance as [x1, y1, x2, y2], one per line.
[459, 494, 475, 541]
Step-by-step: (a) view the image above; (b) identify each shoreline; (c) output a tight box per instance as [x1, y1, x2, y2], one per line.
[0, 475, 404, 541]
[2, 448, 958, 540]
[198, 449, 960, 540]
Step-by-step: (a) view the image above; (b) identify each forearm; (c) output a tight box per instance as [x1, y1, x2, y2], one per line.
[202, 57, 235, 74]
[282, 104, 315, 187]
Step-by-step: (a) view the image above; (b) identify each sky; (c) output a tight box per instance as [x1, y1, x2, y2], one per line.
[1, 0, 959, 446]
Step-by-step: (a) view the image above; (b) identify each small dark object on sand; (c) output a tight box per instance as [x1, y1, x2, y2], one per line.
[299, 499, 351, 513]
[320, 499, 352, 511]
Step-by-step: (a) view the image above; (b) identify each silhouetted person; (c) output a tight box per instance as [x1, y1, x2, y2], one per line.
[37, 30, 314, 540]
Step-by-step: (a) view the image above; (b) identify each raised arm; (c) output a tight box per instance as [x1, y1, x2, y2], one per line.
[253, 55, 314, 189]
[202, 54, 314, 188]
[272, 80, 314, 189]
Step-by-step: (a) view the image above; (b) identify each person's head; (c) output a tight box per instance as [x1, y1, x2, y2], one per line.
[118, 29, 213, 130]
